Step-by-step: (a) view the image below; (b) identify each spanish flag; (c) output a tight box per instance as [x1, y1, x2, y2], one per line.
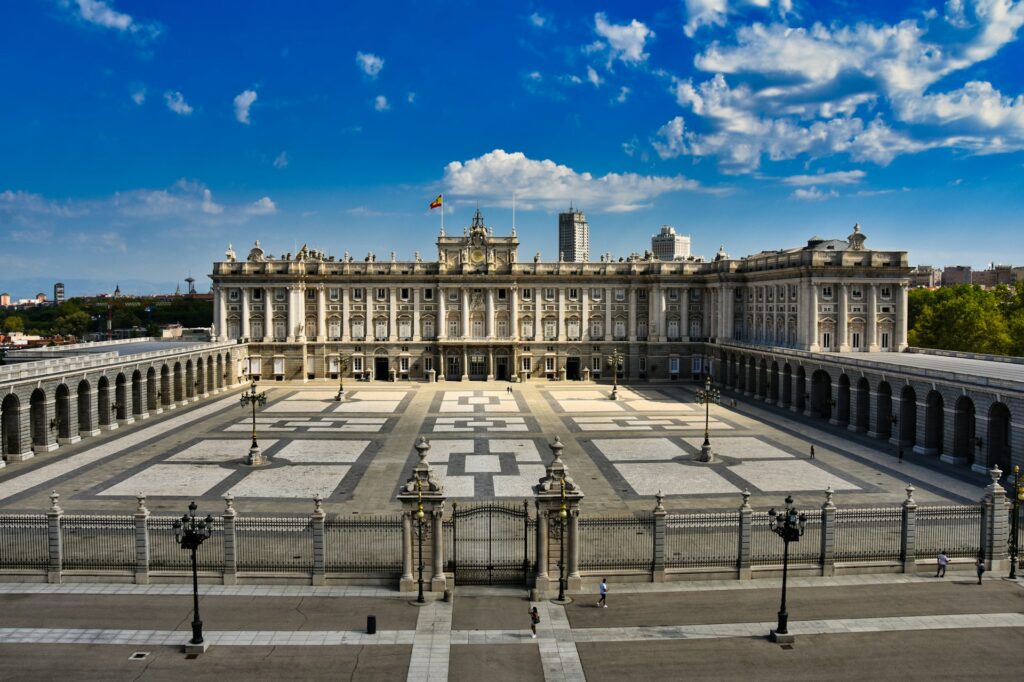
[429, 194, 443, 210]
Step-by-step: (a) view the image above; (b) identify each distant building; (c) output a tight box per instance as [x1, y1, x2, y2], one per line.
[908, 265, 941, 288]
[1012, 266, 1024, 284]
[54, 282, 65, 304]
[113, 283, 122, 298]
[0, 292, 9, 307]
[651, 226, 691, 261]
[942, 265, 972, 286]
[557, 208, 589, 263]
[34, 292, 47, 304]
[972, 264, 1014, 288]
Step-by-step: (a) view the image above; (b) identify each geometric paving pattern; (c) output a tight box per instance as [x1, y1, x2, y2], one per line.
[570, 415, 731, 432]
[438, 390, 520, 413]
[403, 438, 546, 498]
[224, 416, 389, 433]
[430, 416, 533, 433]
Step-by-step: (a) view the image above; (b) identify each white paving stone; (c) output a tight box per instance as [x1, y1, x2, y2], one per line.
[265, 400, 331, 413]
[286, 391, 340, 400]
[431, 465, 474, 497]
[331, 401, 400, 413]
[228, 465, 350, 498]
[489, 439, 541, 461]
[616, 463, 741, 496]
[275, 440, 370, 463]
[593, 437, 686, 461]
[168, 439, 279, 463]
[730, 460, 860, 491]
[686, 436, 794, 459]
[347, 391, 408, 401]
[423, 440, 475, 462]
[492, 466, 546, 498]
[464, 455, 502, 473]
[559, 400, 624, 412]
[100, 464, 234, 497]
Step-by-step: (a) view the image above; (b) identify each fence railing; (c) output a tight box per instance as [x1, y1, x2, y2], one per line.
[324, 516, 403, 574]
[665, 511, 738, 569]
[916, 505, 983, 558]
[751, 510, 823, 566]
[61, 515, 135, 570]
[834, 508, 903, 562]
[579, 515, 654, 571]
[0, 514, 49, 569]
[236, 517, 314, 572]
[149, 516, 224, 571]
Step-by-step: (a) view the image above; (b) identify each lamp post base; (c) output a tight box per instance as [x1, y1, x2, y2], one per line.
[245, 445, 265, 466]
[183, 640, 210, 654]
[769, 629, 795, 644]
[610, 387, 618, 400]
[696, 442, 714, 463]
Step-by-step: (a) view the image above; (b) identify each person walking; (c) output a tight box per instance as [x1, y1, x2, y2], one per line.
[597, 578, 608, 607]
[528, 606, 540, 638]
[975, 556, 986, 585]
[936, 550, 949, 577]
[809, 445, 815, 460]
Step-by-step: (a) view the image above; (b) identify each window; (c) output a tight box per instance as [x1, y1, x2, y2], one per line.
[253, 289, 262, 301]
[449, 289, 459, 301]
[668, 320, 679, 338]
[497, 288, 507, 300]
[497, 319, 508, 337]
[251, 320, 264, 339]
[544, 288, 556, 300]
[424, 288, 433, 301]
[274, 319, 286, 339]
[375, 319, 388, 340]
[275, 289, 286, 301]
[637, 321, 647, 339]
[669, 358, 680, 374]
[400, 357, 410, 372]
[544, 319, 557, 339]
[307, 289, 316, 300]
[690, 319, 701, 337]
[568, 288, 579, 300]
[423, 319, 435, 339]
[881, 331, 890, 349]
[591, 288, 602, 301]
[851, 286, 862, 299]
[615, 288, 625, 302]
[247, 358, 262, 377]
[668, 289, 678, 301]
[522, 288, 532, 300]
[399, 319, 412, 339]
[691, 288, 701, 301]
[638, 289, 647, 300]
[400, 288, 410, 301]
[229, 289, 240, 301]
[614, 320, 626, 339]
[545, 357, 555, 372]
[821, 285, 833, 299]
[351, 319, 365, 339]
[851, 331, 861, 349]
[328, 318, 341, 339]
[328, 357, 340, 373]
[521, 357, 531, 372]
[352, 357, 363, 373]
[352, 288, 364, 301]
[376, 288, 387, 301]
[567, 320, 580, 340]
[822, 331, 832, 350]
[521, 320, 534, 338]
[424, 357, 433, 373]
[880, 286, 892, 299]
[273, 357, 285, 375]
[638, 357, 646, 372]
[329, 288, 339, 301]
[448, 320, 460, 337]
[591, 320, 602, 338]
[472, 320, 483, 338]
[591, 357, 601, 371]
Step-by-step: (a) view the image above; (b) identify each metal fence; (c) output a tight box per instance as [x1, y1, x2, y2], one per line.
[750, 510, 823, 566]
[916, 505, 982, 559]
[235, 517, 313, 572]
[324, 515, 403, 574]
[665, 511, 739, 568]
[0, 514, 49, 569]
[61, 515, 135, 570]
[834, 507, 903, 562]
[148, 516, 224, 571]
[579, 515, 655, 571]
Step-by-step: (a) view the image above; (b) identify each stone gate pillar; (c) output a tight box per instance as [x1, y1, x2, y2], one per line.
[533, 436, 584, 597]
[397, 437, 447, 593]
[982, 466, 1009, 573]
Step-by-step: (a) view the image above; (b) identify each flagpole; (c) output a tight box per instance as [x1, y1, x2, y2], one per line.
[512, 192, 516, 233]
[441, 194, 445, 236]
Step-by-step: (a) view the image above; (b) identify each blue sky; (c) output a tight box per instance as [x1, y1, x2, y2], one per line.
[2, 0, 1023, 298]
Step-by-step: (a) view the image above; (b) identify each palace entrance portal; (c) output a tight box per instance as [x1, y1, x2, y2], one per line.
[446, 502, 532, 586]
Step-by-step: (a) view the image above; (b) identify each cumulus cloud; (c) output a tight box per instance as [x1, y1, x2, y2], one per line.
[130, 87, 145, 105]
[593, 13, 654, 64]
[791, 187, 838, 200]
[529, 12, 551, 29]
[782, 170, 866, 185]
[273, 151, 289, 169]
[374, 95, 390, 112]
[586, 66, 603, 87]
[247, 196, 277, 215]
[356, 51, 384, 78]
[233, 89, 258, 124]
[442, 149, 706, 213]
[683, 0, 792, 37]
[164, 91, 193, 116]
[71, 0, 161, 41]
[615, 86, 631, 103]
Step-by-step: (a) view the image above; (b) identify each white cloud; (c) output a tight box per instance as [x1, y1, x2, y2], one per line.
[233, 89, 258, 124]
[593, 13, 654, 64]
[374, 95, 390, 112]
[529, 12, 551, 29]
[247, 197, 277, 215]
[791, 186, 838, 200]
[200, 188, 223, 214]
[945, 0, 970, 27]
[684, 0, 729, 37]
[442, 149, 705, 213]
[586, 66, 603, 87]
[164, 91, 193, 116]
[782, 170, 866, 185]
[615, 86, 631, 103]
[407, 91, 416, 103]
[130, 87, 145, 105]
[273, 151, 289, 169]
[356, 51, 384, 78]
[72, 0, 161, 40]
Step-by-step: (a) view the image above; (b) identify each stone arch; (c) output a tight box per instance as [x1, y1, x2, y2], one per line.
[146, 367, 158, 411]
[115, 373, 128, 421]
[745, 356, 756, 396]
[206, 356, 215, 392]
[854, 377, 870, 432]
[185, 359, 195, 399]
[953, 395, 976, 464]
[716, 351, 728, 385]
[160, 364, 171, 406]
[173, 362, 183, 403]
[781, 363, 792, 407]
[77, 379, 93, 433]
[794, 366, 807, 412]
[768, 360, 780, 402]
[919, 390, 944, 456]
[196, 357, 205, 395]
[898, 384, 917, 446]
[874, 381, 893, 439]
[810, 369, 832, 419]
[97, 376, 111, 427]
[836, 374, 851, 427]
[216, 354, 224, 389]
[131, 370, 143, 416]
[30, 388, 47, 449]
[1, 393, 22, 457]
[756, 358, 767, 398]
[737, 356, 747, 393]
[987, 402, 1012, 474]
[55, 384, 72, 440]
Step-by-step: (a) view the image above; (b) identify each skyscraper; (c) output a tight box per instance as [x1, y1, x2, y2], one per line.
[54, 282, 65, 304]
[558, 208, 589, 262]
[651, 226, 691, 261]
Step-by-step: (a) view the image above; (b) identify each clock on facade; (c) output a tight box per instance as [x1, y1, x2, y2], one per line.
[471, 248, 486, 264]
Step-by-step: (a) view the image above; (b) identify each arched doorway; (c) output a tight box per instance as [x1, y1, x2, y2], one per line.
[953, 396, 976, 464]
[185, 360, 195, 399]
[898, 385, 917, 447]
[97, 377, 111, 427]
[781, 363, 792, 407]
[1, 394, 22, 458]
[757, 359, 768, 398]
[737, 357, 747, 393]
[794, 366, 807, 412]
[717, 352, 727, 385]
[768, 361, 779, 403]
[55, 384, 71, 440]
[131, 370, 143, 416]
[854, 378, 870, 432]
[173, 362, 183, 403]
[216, 355, 224, 389]
[77, 380, 93, 434]
[206, 356, 215, 392]
[115, 373, 128, 421]
[30, 388, 48, 449]
[810, 370, 832, 419]
[836, 374, 851, 426]
[874, 381, 893, 439]
[746, 357, 756, 396]
[196, 357, 205, 395]
[987, 402, 1012, 474]
[147, 368, 158, 411]
[919, 390, 944, 456]
[160, 365, 171, 407]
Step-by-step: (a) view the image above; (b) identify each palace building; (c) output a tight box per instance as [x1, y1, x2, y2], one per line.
[210, 211, 911, 383]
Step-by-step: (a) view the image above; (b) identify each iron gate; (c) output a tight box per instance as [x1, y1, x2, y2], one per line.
[448, 501, 531, 586]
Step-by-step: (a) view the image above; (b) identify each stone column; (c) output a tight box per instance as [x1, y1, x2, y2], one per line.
[760, 286, 768, 344]
[215, 286, 228, 342]
[896, 284, 909, 351]
[61, 390, 82, 442]
[296, 285, 307, 343]
[723, 286, 735, 340]
[222, 494, 237, 585]
[263, 287, 273, 343]
[680, 287, 690, 341]
[341, 288, 351, 342]
[581, 288, 589, 341]
[848, 386, 863, 433]
[837, 283, 849, 352]
[461, 289, 470, 339]
[286, 286, 297, 343]
[311, 494, 326, 586]
[894, 485, 917, 573]
[866, 284, 879, 351]
[982, 466, 1010, 572]
[808, 283, 820, 351]
[534, 288, 542, 341]
[461, 347, 469, 382]
[486, 347, 495, 381]
[738, 490, 752, 580]
[557, 288, 566, 341]
[486, 288, 495, 339]
[652, 492, 666, 582]
[134, 494, 150, 585]
[317, 287, 327, 342]
[604, 287, 612, 341]
[535, 500, 549, 584]
[47, 491, 63, 583]
[437, 287, 447, 340]
[820, 487, 836, 577]
[627, 287, 637, 341]
[413, 288, 421, 342]
[241, 287, 251, 341]
[913, 399, 931, 455]
[510, 286, 519, 340]
[533, 436, 584, 597]
[389, 288, 398, 342]
[397, 437, 447, 593]
[658, 287, 667, 342]
[647, 285, 657, 341]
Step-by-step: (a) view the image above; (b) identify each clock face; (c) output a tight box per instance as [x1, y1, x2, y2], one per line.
[471, 248, 486, 264]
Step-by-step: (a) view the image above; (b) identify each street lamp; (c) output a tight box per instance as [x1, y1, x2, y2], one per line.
[239, 379, 267, 465]
[556, 478, 568, 603]
[606, 349, 623, 400]
[767, 495, 806, 643]
[694, 375, 720, 462]
[416, 478, 426, 604]
[172, 501, 214, 651]
[335, 355, 349, 402]
[1010, 465, 1023, 579]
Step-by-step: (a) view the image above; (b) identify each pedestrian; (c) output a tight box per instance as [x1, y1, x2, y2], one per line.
[528, 606, 540, 638]
[936, 550, 949, 577]
[898, 447, 904, 463]
[597, 578, 608, 607]
[810, 445, 815, 460]
[975, 556, 986, 585]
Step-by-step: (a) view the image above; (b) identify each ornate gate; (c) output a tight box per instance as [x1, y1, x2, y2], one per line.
[447, 501, 532, 586]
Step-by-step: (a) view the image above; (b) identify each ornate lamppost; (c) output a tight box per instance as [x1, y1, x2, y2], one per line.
[415, 478, 426, 604]
[335, 355, 349, 402]
[606, 349, 623, 400]
[556, 478, 569, 602]
[1010, 465, 1023, 579]
[767, 495, 806, 643]
[694, 375, 720, 462]
[239, 379, 267, 465]
[173, 501, 214, 651]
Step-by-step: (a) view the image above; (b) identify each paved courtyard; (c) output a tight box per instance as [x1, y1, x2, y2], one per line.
[0, 381, 991, 516]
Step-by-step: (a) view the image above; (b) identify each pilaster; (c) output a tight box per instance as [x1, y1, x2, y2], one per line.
[820, 487, 836, 577]
[900, 485, 917, 573]
[737, 490, 752, 579]
[134, 494, 150, 585]
[397, 437, 447, 593]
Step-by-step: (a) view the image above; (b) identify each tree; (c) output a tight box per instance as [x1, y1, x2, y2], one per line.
[908, 285, 1012, 355]
[53, 311, 91, 337]
[2, 315, 24, 333]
